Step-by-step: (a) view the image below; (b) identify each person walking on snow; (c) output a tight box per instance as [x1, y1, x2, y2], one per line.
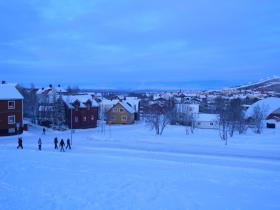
[54, 137, 58, 149]
[60, 139, 65, 152]
[42, 128, 46, 135]
[17, 137, 23, 149]
[66, 138, 71, 150]
[38, 138, 42, 151]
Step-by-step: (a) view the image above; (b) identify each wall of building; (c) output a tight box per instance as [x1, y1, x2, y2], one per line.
[195, 121, 219, 129]
[0, 99, 23, 135]
[107, 103, 135, 124]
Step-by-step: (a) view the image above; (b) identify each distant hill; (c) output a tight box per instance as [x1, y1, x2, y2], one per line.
[234, 77, 280, 92]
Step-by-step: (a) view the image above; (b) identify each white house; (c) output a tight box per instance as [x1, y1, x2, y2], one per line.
[195, 113, 219, 129]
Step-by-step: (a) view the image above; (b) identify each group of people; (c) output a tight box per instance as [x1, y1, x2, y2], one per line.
[17, 128, 72, 152]
[53, 137, 71, 152]
[17, 137, 71, 152]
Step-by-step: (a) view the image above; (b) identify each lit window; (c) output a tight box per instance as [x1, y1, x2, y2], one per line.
[74, 117, 79, 123]
[8, 115, 15, 124]
[8, 101, 15, 109]
[91, 115, 94, 121]
[83, 116, 87, 121]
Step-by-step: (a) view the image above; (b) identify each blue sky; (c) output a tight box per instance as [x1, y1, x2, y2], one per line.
[0, 0, 279, 89]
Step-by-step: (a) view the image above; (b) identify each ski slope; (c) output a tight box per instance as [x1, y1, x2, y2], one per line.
[0, 123, 280, 210]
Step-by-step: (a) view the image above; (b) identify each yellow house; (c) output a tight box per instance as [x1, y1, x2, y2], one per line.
[106, 102, 135, 124]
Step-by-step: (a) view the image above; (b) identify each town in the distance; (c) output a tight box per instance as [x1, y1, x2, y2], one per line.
[1, 77, 279, 143]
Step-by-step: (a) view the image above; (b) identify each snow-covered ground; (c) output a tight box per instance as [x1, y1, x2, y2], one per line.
[1, 123, 280, 210]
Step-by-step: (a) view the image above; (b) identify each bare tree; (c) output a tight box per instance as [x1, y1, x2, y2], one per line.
[144, 103, 173, 135]
[53, 94, 66, 130]
[16, 84, 39, 123]
[252, 104, 267, 134]
[215, 97, 230, 145]
[227, 99, 247, 137]
[67, 86, 80, 94]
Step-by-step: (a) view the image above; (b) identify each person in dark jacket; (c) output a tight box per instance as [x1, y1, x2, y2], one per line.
[17, 137, 23, 149]
[60, 139, 65, 152]
[42, 128, 46, 135]
[38, 138, 42, 151]
[54, 137, 58, 149]
[66, 138, 71, 150]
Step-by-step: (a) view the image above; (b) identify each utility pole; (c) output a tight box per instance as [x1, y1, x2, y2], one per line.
[70, 107, 73, 145]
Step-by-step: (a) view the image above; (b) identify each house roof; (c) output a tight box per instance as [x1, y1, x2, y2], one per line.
[119, 102, 135, 113]
[125, 97, 140, 112]
[63, 95, 99, 108]
[108, 102, 135, 114]
[245, 97, 280, 119]
[0, 84, 23, 100]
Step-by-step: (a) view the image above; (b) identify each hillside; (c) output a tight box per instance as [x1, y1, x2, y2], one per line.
[235, 77, 280, 92]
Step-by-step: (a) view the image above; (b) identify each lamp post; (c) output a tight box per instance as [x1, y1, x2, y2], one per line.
[70, 107, 73, 145]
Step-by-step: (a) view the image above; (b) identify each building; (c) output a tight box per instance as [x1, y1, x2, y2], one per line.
[63, 95, 99, 129]
[106, 102, 135, 124]
[173, 103, 199, 125]
[0, 84, 24, 136]
[245, 97, 280, 122]
[195, 113, 219, 129]
[37, 84, 67, 126]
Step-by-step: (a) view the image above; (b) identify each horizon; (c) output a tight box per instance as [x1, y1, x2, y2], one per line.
[5, 75, 277, 91]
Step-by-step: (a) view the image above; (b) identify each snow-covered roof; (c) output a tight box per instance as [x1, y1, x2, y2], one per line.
[196, 114, 219, 122]
[0, 84, 23, 100]
[245, 97, 280, 119]
[125, 97, 140, 112]
[63, 95, 99, 108]
[37, 86, 67, 95]
[118, 102, 135, 113]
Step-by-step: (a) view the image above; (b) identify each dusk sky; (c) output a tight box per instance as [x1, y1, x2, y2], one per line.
[1, 0, 279, 89]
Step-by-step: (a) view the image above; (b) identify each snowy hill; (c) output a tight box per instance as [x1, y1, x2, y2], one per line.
[1, 123, 280, 210]
[234, 77, 280, 92]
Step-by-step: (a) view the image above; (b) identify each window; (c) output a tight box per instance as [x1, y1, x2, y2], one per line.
[8, 128, 16, 133]
[8, 115, 15, 124]
[111, 116, 116, 120]
[8, 101, 15, 109]
[83, 116, 87, 122]
[210, 123, 214, 126]
[87, 105, 91, 111]
[113, 108, 118, 112]
[119, 108, 125, 113]
[91, 115, 94, 121]
[121, 115, 127, 121]
[74, 116, 79, 123]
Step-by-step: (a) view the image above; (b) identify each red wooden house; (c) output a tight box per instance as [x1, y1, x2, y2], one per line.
[0, 83, 24, 136]
[63, 95, 99, 129]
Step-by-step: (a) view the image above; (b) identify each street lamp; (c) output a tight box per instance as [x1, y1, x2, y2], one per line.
[70, 107, 73, 145]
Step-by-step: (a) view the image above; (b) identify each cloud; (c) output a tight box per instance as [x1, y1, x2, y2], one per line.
[0, 0, 279, 88]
